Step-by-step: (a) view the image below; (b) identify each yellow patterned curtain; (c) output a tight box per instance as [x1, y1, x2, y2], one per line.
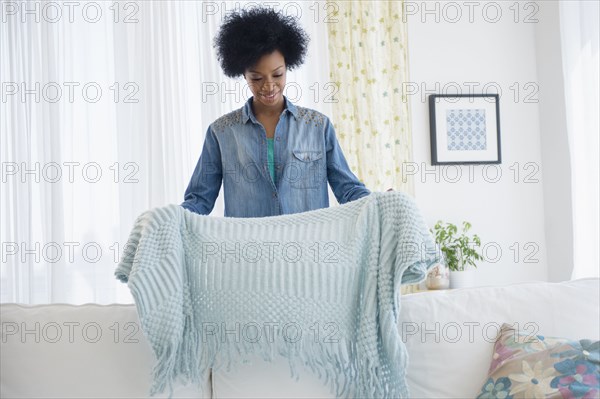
[327, 0, 413, 194]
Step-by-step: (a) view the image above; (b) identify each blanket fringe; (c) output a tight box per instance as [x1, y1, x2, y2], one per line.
[145, 314, 407, 399]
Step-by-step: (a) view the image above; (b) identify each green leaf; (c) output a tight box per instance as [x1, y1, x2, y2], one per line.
[431, 219, 484, 270]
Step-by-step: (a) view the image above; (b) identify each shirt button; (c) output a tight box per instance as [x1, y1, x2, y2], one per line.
[276, 137, 281, 141]
[272, 192, 277, 198]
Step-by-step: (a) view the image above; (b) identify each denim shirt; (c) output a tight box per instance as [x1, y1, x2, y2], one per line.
[181, 96, 371, 217]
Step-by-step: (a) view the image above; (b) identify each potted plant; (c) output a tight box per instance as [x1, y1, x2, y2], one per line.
[430, 221, 483, 289]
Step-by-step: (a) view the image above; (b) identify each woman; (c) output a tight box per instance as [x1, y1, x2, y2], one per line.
[181, 7, 370, 218]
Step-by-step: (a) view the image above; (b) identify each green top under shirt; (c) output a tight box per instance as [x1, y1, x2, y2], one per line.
[267, 138, 275, 184]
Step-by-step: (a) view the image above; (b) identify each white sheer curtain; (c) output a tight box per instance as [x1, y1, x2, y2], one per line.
[1, 1, 332, 304]
[559, 0, 600, 279]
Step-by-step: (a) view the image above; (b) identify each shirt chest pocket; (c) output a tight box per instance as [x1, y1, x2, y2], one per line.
[285, 149, 325, 189]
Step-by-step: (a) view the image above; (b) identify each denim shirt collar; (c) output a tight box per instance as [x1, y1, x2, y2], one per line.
[242, 95, 298, 124]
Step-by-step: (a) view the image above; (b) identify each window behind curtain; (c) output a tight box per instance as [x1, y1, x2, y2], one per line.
[1, 1, 334, 304]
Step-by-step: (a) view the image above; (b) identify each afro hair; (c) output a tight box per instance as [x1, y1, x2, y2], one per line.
[213, 7, 310, 78]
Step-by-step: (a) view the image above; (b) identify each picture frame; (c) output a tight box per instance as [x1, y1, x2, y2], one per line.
[429, 94, 501, 165]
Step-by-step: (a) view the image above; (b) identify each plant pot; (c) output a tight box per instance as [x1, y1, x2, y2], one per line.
[449, 269, 475, 289]
[425, 263, 450, 290]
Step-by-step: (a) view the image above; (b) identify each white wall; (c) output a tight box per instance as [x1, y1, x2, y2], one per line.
[406, 0, 557, 285]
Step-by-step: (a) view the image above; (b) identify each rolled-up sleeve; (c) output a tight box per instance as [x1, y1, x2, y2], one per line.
[181, 126, 222, 215]
[325, 118, 371, 204]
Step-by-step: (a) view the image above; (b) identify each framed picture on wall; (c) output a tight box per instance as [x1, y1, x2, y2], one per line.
[428, 94, 501, 165]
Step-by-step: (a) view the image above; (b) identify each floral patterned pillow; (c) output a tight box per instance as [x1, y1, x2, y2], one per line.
[477, 323, 599, 399]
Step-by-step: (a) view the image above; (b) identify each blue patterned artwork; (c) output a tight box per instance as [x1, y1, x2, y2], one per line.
[446, 109, 487, 151]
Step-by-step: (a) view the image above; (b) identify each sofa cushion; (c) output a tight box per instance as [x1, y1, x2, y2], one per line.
[475, 323, 599, 399]
[0, 304, 211, 398]
[212, 353, 341, 398]
[399, 278, 600, 399]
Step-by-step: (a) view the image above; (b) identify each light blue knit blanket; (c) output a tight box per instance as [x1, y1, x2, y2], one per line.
[115, 191, 439, 398]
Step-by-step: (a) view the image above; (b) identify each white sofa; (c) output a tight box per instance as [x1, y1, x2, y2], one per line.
[2, 278, 598, 398]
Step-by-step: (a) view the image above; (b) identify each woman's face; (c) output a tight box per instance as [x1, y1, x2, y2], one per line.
[244, 50, 286, 110]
